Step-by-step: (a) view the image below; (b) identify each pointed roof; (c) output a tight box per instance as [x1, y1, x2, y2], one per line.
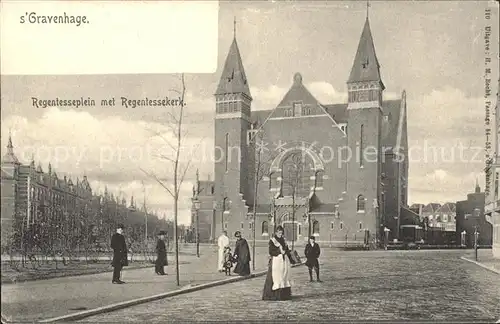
[475, 178, 481, 193]
[215, 37, 252, 98]
[2, 134, 19, 164]
[277, 73, 322, 108]
[348, 17, 384, 87]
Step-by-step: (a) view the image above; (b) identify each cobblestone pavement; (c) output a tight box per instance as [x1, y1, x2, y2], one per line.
[81, 250, 500, 322]
[1, 246, 270, 322]
[462, 249, 500, 272]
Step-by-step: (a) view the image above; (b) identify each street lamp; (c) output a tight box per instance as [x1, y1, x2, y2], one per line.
[473, 208, 480, 261]
[212, 201, 217, 243]
[383, 227, 391, 250]
[270, 193, 277, 232]
[193, 199, 201, 258]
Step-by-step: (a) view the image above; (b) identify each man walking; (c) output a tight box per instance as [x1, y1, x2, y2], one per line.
[304, 235, 321, 282]
[111, 224, 128, 284]
[217, 230, 230, 272]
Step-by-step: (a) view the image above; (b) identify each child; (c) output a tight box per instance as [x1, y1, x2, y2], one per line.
[223, 246, 234, 276]
[304, 236, 322, 282]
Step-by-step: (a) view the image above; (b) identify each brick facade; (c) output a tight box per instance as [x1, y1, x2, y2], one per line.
[192, 16, 412, 247]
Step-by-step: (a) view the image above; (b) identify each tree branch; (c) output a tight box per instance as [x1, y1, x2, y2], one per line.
[138, 167, 174, 198]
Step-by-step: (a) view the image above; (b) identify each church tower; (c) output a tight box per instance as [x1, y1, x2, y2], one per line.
[345, 13, 384, 243]
[214, 20, 253, 235]
[1, 133, 20, 248]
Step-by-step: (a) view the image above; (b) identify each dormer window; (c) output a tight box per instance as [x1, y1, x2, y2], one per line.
[293, 102, 302, 116]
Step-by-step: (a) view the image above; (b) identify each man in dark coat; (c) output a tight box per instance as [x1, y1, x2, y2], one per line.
[155, 230, 168, 275]
[233, 231, 251, 276]
[304, 235, 321, 282]
[111, 224, 128, 284]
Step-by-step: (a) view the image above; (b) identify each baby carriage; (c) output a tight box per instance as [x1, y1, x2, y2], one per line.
[223, 246, 235, 276]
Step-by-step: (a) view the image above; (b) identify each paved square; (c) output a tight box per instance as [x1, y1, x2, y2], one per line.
[79, 250, 500, 322]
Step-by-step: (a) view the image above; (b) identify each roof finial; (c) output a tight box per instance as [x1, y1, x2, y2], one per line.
[7, 127, 13, 148]
[366, 0, 370, 19]
[233, 16, 236, 39]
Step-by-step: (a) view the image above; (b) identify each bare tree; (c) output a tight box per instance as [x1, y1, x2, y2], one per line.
[280, 151, 306, 251]
[249, 130, 278, 270]
[138, 74, 195, 286]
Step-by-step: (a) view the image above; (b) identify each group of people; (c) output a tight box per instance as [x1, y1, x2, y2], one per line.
[217, 230, 252, 276]
[110, 224, 169, 284]
[111, 223, 323, 296]
[217, 225, 322, 301]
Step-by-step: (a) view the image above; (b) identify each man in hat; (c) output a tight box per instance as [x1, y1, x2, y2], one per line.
[111, 224, 128, 284]
[155, 230, 168, 275]
[217, 230, 230, 272]
[232, 231, 251, 276]
[304, 235, 321, 282]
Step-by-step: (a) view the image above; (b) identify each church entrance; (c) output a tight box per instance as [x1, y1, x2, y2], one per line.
[282, 221, 300, 242]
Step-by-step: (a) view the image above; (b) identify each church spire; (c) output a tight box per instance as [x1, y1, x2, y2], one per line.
[475, 178, 481, 193]
[215, 18, 252, 99]
[2, 130, 19, 164]
[347, 13, 384, 89]
[233, 16, 236, 39]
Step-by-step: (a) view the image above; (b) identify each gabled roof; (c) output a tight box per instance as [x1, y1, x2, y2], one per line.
[437, 202, 456, 214]
[215, 38, 251, 98]
[348, 17, 384, 88]
[422, 203, 442, 213]
[276, 73, 320, 108]
[251, 98, 401, 147]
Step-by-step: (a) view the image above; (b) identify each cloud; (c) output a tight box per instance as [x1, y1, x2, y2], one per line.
[251, 81, 401, 111]
[407, 86, 484, 140]
[408, 169, 484, 204]
[1, 107, 214, 224]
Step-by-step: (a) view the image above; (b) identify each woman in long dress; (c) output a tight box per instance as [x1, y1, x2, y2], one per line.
[233, 231, 251, 276]
[262, 225, 292, 300]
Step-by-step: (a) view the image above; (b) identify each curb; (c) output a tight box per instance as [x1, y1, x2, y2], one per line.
[1, 260, 194, 285]
[0, 264, 155, 285]
[460, 256, 500, 275]
[40, 262, 303, 322]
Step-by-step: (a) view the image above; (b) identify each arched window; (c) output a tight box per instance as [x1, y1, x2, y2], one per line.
[315, 170, 324, 188]
[357, 195, 365, 211]
[340, 222, 344, 230]
[312, 220, 320, 234]
[211, 186, 214, 194]
[281, 152, 313, 197]
[262, 221, 268, 234]
[224, 133, 229, 172]
[330, 222, 334, 230]
[223, 198, 230, 212]
[360, 124, 364, 167]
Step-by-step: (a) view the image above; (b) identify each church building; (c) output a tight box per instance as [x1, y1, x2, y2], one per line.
[191, 13, 416, 247]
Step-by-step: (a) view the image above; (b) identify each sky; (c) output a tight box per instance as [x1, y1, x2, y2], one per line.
[1, 1, 499, 224]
